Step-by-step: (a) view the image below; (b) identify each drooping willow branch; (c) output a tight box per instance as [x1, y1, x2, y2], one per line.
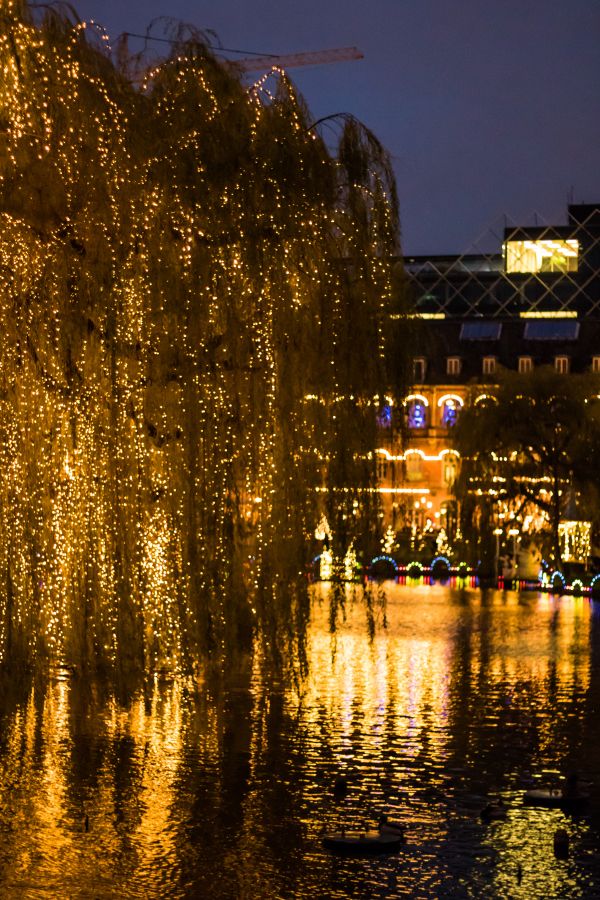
[0, 1, 406, 676]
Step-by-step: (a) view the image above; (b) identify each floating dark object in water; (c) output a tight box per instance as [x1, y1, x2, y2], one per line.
[553, 827, 570, 859]
[378, 813, 405, 837]
[480, 800, 507, 821]
[523, 788, 589, 809]
[84, 814, 89, 832]
[322, 829, 404, 856]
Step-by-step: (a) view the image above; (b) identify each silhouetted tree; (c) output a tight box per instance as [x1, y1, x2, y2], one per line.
[452, 367, 600, 568]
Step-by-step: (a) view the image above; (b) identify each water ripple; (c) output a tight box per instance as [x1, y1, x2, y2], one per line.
[0, 585, 599, 898]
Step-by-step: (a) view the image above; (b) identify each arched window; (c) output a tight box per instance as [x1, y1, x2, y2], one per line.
[444, 458, 457, 484]
[437, 394, 463, 428]
[377, 404, 392, 428]
[407, 401, 427, 429]
[441, 398, 459, 427]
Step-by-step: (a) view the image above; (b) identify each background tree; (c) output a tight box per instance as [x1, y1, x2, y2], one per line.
[452, 367, 600, 569]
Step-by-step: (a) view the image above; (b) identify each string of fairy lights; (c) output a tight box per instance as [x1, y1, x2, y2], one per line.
[0, 1, 401, 672]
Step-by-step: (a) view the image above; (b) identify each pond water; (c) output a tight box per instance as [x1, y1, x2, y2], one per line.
[1, 583, 600, 899]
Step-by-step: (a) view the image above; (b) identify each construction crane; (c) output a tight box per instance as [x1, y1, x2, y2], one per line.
[227, 47, 363, 74]
[117, 32, 363, 79]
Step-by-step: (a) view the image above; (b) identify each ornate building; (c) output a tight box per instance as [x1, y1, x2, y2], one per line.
[377, 204, 600, 544]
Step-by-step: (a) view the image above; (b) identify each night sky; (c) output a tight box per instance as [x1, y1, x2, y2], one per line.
[72, 0, 600, 255]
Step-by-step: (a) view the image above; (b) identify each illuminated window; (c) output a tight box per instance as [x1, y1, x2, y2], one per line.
[555, 356, 570, 374]
[441, 398, 459, 428]
[413, 357, 426, 382]
[446, 357, 461, 376]
[407, 401, 427, 429]
[377, 404, 392, 428]
[504, 238, 579, 273]
[406, 454, 422, 481]
[518, 356, 533, 374]
[482, 356, 496, 376]
[592, 357, 600, 373]
[444, 460, 457, 484]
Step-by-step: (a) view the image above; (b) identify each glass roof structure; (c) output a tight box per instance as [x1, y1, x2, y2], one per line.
[523, 320, 580, 340]
[460, 322, 502, 341]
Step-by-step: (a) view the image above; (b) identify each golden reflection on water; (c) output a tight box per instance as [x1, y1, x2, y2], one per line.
[299, 584, 591, 765]
[0, 584, 599, 899]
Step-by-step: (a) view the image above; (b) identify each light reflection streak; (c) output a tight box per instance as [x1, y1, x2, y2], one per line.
[0, 584, 597, 898]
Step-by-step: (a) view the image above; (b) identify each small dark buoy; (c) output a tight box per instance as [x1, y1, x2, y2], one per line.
[379, 813, 405, 840]
[553, 827, 569, 859]
[517, 863, 522, 884]
[480, 798, 507, 821]
[333, 776, 348, 800]
[84, 814, 89, 832]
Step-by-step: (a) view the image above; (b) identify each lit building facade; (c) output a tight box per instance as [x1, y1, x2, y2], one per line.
[378, 204, 600, 539]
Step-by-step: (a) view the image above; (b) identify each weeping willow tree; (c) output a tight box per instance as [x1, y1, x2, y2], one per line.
[0, 1, 406, 676]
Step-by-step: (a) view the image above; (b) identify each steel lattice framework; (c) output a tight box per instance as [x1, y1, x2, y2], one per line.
[404, 206, 600, 319]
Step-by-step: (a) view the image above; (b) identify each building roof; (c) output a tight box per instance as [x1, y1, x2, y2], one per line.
[460, 321, 502, 341]
[522, 319, 580, 340]
[409, 318, 600, 385]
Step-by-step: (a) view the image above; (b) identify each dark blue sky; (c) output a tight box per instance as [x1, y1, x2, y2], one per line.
[73, 0, 600, 255]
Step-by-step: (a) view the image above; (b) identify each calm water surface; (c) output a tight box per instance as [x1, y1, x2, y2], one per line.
[1, 583, 600, 899]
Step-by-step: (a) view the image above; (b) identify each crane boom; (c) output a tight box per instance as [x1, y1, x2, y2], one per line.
[229, 47, 363, 73]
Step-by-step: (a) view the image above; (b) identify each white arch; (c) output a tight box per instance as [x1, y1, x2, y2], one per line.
[437, 393, 464, 408]
[376, 447, 460, 462]
[474, 393, 497, 406]
[403, 393, 429, 407]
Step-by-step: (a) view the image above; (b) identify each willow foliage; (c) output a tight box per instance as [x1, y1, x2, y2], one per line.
[0, 1, 405, 675]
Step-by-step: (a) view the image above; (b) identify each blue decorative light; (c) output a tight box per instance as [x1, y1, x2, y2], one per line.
[377, 404, 392, 428]
[442, 401, 458, 427]
[407, 402, 427, 429]
[549, 570, 566, 590]
[369, 554, 399, 573]
[431, 555, 451, 569]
